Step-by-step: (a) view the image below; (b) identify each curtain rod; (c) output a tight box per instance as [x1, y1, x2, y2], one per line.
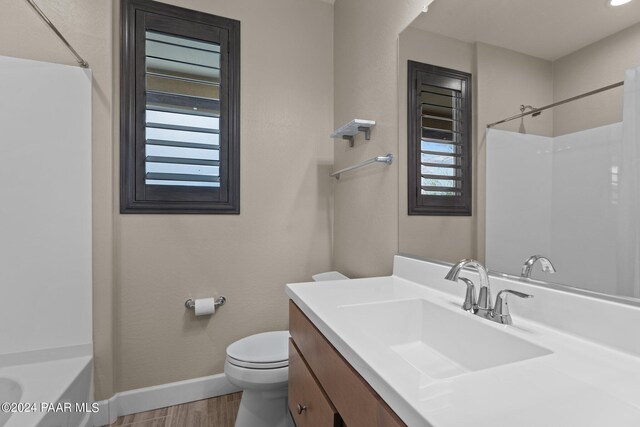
[486, 81, 624, 128]
[24, 0, 89, 68]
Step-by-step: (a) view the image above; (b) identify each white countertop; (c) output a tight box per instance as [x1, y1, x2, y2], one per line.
[286, 256, 640, 427]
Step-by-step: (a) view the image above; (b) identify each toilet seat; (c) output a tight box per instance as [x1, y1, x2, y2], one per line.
[226, 330, 289, 370]
[227, 356, 288, 369]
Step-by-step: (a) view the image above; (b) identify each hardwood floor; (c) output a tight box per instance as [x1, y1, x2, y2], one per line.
[110, 392, 242, 427]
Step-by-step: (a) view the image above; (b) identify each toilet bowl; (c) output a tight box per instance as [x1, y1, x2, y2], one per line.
[225, 272, 348, 427]
[225, 331, 291, 427]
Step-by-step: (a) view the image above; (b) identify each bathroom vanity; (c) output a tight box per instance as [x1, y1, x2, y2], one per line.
[286, 255, 640, 427]
[289, 301, 405, 427]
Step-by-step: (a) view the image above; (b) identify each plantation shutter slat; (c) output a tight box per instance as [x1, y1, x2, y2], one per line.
[146, 172, 220, 183]
[421, 174, 462, 181]
[421, 162, 462, 169]
[145, 156, 220, 166]
[146, 139, 219, 150]
[421, 186, 463, 193]
[421, 150, 462, 157]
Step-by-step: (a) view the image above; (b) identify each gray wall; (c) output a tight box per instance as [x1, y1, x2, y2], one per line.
[553, 22, 640, 136]
[396, 20, 640, 266]
[332, 0, 431, 277]
[397, 27, 554, 264]
[0, 0, 334, 399]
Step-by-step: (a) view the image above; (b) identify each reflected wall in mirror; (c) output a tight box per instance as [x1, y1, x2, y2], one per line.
[398, 0, 640, 303]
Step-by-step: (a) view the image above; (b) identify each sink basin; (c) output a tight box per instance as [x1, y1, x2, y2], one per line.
[340, 298, 551, 379]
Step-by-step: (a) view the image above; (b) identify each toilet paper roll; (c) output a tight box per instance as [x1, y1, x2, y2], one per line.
[194, 298, 216, 316]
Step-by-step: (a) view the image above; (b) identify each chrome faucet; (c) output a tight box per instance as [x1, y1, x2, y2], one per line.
[521, 255, 556, 279]
[445, 259, 492, 312]
[490, 290, 533, 325]
[446, 259, 533, 325]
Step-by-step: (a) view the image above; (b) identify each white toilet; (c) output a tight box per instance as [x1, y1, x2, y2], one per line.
[225, 331, 291, 427]
[225, 271, 348, 427]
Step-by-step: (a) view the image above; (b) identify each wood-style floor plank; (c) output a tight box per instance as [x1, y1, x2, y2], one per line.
[110, 392, 242, 427]
[206, 392, 242, 427]
[111, 406, 170, 426]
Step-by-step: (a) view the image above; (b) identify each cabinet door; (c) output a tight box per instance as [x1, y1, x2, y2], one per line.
[289, 339, 341, 427]
[290, 301, 406, 427]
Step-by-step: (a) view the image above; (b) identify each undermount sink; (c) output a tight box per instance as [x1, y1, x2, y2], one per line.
[340, 298, 551, 379]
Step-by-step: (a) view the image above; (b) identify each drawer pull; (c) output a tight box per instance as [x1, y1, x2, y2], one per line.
[296, 403, 308, 414]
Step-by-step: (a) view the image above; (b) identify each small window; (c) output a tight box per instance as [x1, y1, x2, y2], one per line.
[121, 0, 240, 213]
[407, 61, 472, 216]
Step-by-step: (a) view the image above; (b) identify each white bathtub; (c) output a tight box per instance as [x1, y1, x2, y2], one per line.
[0, 346, 93, 427]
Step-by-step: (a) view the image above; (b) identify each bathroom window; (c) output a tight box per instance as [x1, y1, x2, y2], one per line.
[407, 61, 472, 216]
[120, 0, 240, 213]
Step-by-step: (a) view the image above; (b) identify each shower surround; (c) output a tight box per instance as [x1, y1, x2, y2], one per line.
[487, 67, 640, 299]
[0, 55, 93, 427]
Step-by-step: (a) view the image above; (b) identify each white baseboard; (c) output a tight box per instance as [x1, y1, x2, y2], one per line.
[91, 373, 240, 426]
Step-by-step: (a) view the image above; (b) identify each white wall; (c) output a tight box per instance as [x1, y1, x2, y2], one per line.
[0, 56, 92, 354]
[549, 123, 622, 294]
[485, 129, 553, 277]
[486, 123, 623, 296]
[0, 0, 115, 398]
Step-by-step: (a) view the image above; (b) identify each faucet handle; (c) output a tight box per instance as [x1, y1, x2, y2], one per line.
[456, 277, 476, 312]
[491, 290, 533, 325]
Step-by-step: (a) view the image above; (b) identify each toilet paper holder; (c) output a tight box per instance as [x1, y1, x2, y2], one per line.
[185, 296, 227, 310]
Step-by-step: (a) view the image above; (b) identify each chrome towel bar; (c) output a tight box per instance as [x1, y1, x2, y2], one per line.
[330, 154, 394, 179]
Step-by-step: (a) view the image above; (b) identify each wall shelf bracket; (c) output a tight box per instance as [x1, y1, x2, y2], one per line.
[331, 119, 375, 147]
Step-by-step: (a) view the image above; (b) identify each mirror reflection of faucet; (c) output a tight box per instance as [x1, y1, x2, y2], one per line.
[521, 255, 556, 279]
[445, 259, 533, 326]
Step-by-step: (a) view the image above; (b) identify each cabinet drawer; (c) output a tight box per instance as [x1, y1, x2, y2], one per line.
[289, 339, 340, 427]
[290, 301, 406, 427]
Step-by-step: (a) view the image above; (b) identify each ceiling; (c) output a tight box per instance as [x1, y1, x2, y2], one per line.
[410, 0, 640, 61]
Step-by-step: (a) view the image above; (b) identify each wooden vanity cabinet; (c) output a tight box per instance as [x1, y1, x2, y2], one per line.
[289, 301, 406, 427]
[289, 339, 340, 427]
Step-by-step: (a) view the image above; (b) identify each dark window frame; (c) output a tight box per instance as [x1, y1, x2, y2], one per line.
[408, 60, 472, 216]
[120, 0, 240, 214]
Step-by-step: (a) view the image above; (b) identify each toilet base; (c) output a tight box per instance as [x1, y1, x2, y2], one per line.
[234, 388, 292, 427]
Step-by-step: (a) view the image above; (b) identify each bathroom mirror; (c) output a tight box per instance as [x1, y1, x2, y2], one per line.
[398, 0, 640, 304]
